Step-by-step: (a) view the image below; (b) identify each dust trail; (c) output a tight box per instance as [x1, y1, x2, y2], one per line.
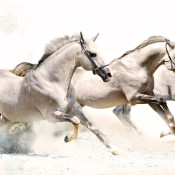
[1, 104, 175, 155]
[0, 127, 33, 154]
[30, 121, 70, 155]
[0, 122, 64, 155]
[0, 121, 68, 154]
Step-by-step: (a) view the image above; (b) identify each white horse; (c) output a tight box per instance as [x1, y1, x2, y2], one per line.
[0, 32, 120, 154]
[2, 36, 175, 152]
[71, 36, 175, 138]
[113, 64, 175, 136]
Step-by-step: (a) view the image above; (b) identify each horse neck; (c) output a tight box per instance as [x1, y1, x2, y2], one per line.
[125, 42, 166, 77]
[31, 43, 81, 91]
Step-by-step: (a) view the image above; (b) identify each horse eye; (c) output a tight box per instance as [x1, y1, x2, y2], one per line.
[89, 52, 97, 57]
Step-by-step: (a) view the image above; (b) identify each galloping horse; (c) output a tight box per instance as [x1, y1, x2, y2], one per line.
[113, 64, 175, 136]
[2, 36, 175, 152]
[0, 33, 120, 154]
[71, 36, 175, 138]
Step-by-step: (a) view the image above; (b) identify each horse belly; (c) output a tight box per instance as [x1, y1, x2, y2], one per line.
[1, 103, 43, 123]
[77, 92, 128, 109]
[3, 110, 43, 123]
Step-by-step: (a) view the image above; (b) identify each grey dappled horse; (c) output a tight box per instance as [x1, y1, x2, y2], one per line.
[0, 33, 120, 155]
[113, 64, 175, 136]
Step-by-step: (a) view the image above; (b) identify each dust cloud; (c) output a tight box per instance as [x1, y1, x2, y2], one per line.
[1, 103, 175, 155]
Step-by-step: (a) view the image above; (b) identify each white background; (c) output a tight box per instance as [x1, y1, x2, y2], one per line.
[0, 0, 175, 137]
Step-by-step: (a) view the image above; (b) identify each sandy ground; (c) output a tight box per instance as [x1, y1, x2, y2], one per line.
[1, 106, 175, 175]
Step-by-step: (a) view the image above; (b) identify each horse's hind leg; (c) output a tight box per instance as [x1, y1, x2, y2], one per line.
[148, 103, 175, 137]
[148, 103, 170, 125]
[131, 93, 175, 136]
[160, 102, 175, 130]
[8, 122, 28, 134]
[0, 115, 9, 126]
[0, 115, 28, 134]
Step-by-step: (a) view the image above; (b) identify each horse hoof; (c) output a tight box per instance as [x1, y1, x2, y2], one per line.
[64, 132, 72, 142]
[160, 130, 174, 138]
[160, 131, 165, 138]
[64, 132, 78, 142]
[64, 135, 69, 142]
[110, 145, 119, 155]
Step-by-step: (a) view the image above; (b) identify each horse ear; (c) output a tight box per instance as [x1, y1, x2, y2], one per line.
[167, 41, 175, 49]
[91, 33, 99, 42]
[80, 32, 84, 42]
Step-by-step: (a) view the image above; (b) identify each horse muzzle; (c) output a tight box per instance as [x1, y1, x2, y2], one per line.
[93, 66, 112, 82]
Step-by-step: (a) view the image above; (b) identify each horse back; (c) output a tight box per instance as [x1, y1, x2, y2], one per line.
[0, 69, 23, 102]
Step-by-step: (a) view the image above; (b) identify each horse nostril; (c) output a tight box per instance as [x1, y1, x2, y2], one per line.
[108, 73, 112, 77]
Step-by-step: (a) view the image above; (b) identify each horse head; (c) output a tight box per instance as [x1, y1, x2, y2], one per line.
[79, 32, 112, 82]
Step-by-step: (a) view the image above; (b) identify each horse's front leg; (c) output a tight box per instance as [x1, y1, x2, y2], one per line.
[52, 111, 80, 125]
[48, 110, 80, 143]
[69, 103, 119, 155]
[113, 105, 132, 130]
[113, 105, 142, 134]
[64, 123, 79, 142]
[63, 103, 85, 142]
